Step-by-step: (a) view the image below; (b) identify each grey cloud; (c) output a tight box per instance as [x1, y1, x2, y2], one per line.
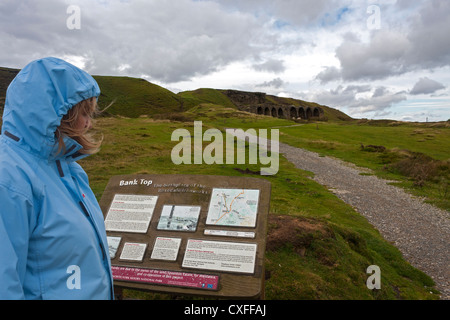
[270, 0, 346, 26]
[334, 30, 412, 82]
[350, 89, 407, 114]
[302, 85, 407, 116]
[300, 85, 359, 107]
[256, 77, 285, 89]
[406, 0, 450, 68]
[316, 0, 450, 83]
[0, 0, 81, 67]
[410, 77, 446, 95]
[344, 85, 372, 94]
[0, 0, 268, 83]
[88, 0, 265, 82]
[315, 66, 340, 84]
[213, 0, 345, 26]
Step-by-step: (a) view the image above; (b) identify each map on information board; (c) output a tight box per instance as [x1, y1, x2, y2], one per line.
[206, 188, 259, 227]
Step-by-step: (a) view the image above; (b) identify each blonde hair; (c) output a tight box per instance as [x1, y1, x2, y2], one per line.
[56, 97, 102, 156]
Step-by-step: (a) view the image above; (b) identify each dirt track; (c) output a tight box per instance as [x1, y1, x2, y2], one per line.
[280, 142, 450, 300]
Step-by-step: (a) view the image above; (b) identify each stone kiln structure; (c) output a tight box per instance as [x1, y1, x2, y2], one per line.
[224, 90, 324, 120]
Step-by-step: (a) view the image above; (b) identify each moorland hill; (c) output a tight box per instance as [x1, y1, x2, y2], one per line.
[0, 67, 350, 122]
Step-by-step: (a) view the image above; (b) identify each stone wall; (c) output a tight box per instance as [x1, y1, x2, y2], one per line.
[249, 104, 324, 120]
[223, 89, 324, 120]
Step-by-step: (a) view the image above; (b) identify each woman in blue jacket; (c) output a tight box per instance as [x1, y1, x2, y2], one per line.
[0, 57, 113, 300]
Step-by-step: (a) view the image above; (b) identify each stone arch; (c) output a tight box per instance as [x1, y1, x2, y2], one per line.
[257, 106, 263, 115]
[271, 108, 277, 117]
[290, 107, 298, 119]
[277, 108, 284, 118]
[313, 107, 320, 117]
[298, 107, 306, 119]
[246, 103, 323, 121]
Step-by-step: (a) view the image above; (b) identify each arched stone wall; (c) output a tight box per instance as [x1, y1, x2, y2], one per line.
[249, 105, 323, 120]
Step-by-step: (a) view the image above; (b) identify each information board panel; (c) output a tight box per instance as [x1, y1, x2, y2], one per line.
[182, 239, 257, 274]
[105, 194, 158, 233]
[99, 174, 271, 299]
[111, 266, 219, 291]
[151, 237, 182, 261]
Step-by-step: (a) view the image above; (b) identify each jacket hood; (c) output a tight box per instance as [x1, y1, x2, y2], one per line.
[1, 57, 100, 159]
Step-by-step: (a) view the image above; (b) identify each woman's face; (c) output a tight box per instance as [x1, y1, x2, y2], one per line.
[74, 110, 92, 131]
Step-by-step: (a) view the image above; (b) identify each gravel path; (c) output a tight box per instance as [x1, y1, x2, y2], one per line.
[280, 142, 450, 300]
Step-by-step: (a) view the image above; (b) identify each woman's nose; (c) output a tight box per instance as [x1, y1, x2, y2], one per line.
[85, 118, 92, 130]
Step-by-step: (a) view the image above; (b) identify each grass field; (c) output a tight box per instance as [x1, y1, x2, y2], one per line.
[278, 121, 450, 211]
[79, 109, 443, 300]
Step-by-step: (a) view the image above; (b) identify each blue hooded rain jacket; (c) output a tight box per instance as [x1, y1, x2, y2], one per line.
[0, 57, 113, 300]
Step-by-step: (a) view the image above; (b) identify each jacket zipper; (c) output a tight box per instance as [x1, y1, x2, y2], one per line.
[79, 200, 106, 261]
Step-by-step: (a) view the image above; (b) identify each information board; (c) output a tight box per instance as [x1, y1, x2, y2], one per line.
[99, 174, 271, 299]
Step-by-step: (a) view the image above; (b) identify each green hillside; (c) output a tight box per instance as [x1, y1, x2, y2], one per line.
[178, 88, 237, 109]
[179, 87, 352, 122]
[0, 68, 184, 119]
[93, 76, 184, 118]
[1, 67, 350, 122]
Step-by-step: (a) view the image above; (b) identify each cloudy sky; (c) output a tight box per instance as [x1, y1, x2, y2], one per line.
[1, 0, 449, 121]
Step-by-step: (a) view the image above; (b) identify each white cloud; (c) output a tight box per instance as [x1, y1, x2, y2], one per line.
[316, 0, 450, 83]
